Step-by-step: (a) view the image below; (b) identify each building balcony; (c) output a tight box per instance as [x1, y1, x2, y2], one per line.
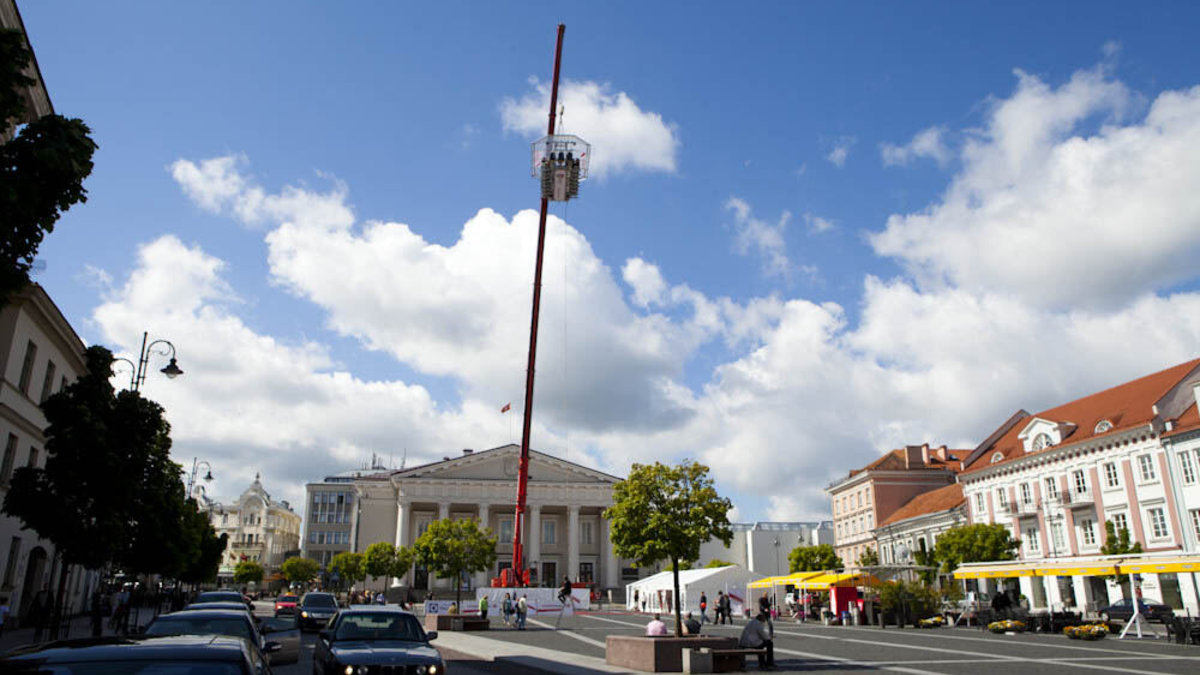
[1058, 490, 1093, 507]
[1002, 502, 1020, 516]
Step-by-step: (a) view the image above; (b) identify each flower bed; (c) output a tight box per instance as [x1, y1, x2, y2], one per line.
[917, 616, 946, 629]
[987, 619, 1025, 634]
[1063, 623, 1108, 640]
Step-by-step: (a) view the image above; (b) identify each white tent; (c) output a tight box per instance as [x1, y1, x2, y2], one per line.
[626, 565, 764, 618]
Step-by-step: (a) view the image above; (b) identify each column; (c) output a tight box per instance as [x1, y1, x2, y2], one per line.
[602, 515, 619, 588]
[439, 501, 450, 520]
[394, 500, 409, 586]
[527, 504, 541, 583]
[567, 506, 580, 584]
[474, 503, 491, 588]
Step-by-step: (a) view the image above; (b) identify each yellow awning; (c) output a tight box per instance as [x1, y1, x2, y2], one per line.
[953, 562, 1040, 579]
[779, 571, 828, 585]
[1036, 561, 1119, 577]
[748, 575, 788, 589]
[1118, 557, 1200, 575]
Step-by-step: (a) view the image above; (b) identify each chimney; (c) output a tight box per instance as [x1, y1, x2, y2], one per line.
[904, 445, 925, 469]
[935, 445, 949, 462]
[462, 448, 474, 455]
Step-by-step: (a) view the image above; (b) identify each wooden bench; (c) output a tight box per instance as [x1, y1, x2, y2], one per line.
[683, 646, 768, 673]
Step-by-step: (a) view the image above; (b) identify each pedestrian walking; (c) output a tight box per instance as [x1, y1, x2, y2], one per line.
[720, 591, 733, 625]
[633, 589, 639, 612]
[30, 585, 51, 643]
[558, 576, 573, 607]
[699, 591, 709, 624]
[477, 594, 488, 619]
[516, 594, 528, 630]
[502, 592, 514, 627]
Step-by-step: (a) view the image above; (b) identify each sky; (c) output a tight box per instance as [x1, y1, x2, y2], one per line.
[17, 1, 1200, 524]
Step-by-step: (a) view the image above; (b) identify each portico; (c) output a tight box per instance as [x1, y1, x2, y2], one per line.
[354, 444, 622, 592]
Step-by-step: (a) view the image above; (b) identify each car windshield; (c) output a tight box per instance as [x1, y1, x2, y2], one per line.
[303, 595, 336, 608]
[334, 613, 423, 641]
[276, 596, 297, 603]
[5, 662, 247, 674]
[144, 617, 254, 642]
[197, 592, 243, 604]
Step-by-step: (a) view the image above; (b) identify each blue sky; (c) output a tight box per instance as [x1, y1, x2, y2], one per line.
[19, 1, 1200, 522]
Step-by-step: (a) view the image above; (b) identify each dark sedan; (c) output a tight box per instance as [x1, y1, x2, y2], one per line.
[314, 607, 443, 675]
[298, 591, 340, 631]
[1097, 597, 1174, 623]
[198, 590, 256, 611]
[0, 634, 273, 674]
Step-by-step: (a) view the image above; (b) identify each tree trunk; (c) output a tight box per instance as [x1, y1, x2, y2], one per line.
[51, 554, 70, 640]
[455, 569, 462, 609]
[672, 558, 683, 638]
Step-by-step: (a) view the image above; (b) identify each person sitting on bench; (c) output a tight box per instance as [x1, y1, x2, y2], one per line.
[683, 611, 701, 635]
[739, 612, 776, 670]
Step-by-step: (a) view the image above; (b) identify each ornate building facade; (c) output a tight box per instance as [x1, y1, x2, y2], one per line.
[207, 475, 302, 582]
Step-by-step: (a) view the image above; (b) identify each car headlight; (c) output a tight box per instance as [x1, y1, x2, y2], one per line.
[301, 611, 308, 618]
[429, 665, 440, 675]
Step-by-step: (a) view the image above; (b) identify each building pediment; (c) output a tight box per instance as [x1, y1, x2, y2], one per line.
[393, 444, 620, 485]
[1017, 417, 1076, 453]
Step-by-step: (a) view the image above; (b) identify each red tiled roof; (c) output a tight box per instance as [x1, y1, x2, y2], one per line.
[1165, 401, 1200, 438]
[847, 445, 968, 478]
[879, 483, 964, 526]
[963, 359, 1200, 475]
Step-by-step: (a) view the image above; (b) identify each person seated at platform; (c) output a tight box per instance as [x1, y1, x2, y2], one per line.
[646, 613, 668, 636]
[682, 611, 701, 635]
[739, 612, 776, 670]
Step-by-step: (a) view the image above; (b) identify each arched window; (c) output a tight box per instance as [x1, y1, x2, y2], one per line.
[1094, 420, 1113, 434]
[991, 451, 1005, 464]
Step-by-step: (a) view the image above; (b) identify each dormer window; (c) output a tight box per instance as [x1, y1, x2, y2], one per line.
[990, 451, 1005, 464]
[1094, 420, 1113, 434]
[1032, 433, 1053, 451]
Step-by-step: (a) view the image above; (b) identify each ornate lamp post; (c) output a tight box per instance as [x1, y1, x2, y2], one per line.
[187, 457, 213, 500]
[113, 331, 184, 392]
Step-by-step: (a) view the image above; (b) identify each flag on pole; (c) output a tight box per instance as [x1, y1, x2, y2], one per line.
[501, 402, 511, 413]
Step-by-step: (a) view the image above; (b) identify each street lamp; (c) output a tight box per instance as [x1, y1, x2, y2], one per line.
[187, 457, 213, 500]
[112, 331, 184, 392]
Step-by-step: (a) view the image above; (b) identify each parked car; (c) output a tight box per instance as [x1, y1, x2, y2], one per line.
[1097, 597, 1174, 623]
[298, 591, 340, 631]
[0, 634, 274, 674]
[313, 607, 443, 675]
[198, 589, 256, 611]
[274, 593, 299, 616]
[143, 607, 299, 665]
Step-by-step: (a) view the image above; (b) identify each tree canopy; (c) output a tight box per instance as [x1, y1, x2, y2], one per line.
[412, 518, 497, 606]
[705, 559, 735, 568]
[856, 548, 880, 567]
[0, 29, 97, 305]
[330, 551, 365, 590]
[788, 544, 842, 573]
[234, 560, 265, 585]
[931, 523, 1021, 573]
[1099, 521, 1143, 583]
[281, 557, 321, 585]
[604, 460, 733, 637]
[363, 542, 415, 591]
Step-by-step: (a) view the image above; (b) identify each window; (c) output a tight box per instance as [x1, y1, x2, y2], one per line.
[1072, 470, 1087, 495]
[1020, 483, 1032, 505]
[1050, 522, 1065, 552]
[26, 447, 38, 468]
[1032, 433, 1053, 451]
[990, 451, 1005, 464]
[996, 488, 1008, 507]
[2, 537, 21, 589]
[1111, 513, 1129, 537]
[1148, 508, 1169, 539]
[499, 517, 513, 543]
[974, 493, 985, 515]
[39, 360, 56, 404]
[1103, 463, 1120, 488]
[1094, 420, 1113, 434]
[1080, 519, 1096, 546]
[1180, 451, 1197, 485]
[1044, 476, 1059, 499]
[18, 340, 37, 395]
[542, 519, 557, 545]
[1025, 527, 1040, 554]
[1137, 455, 1157, 482]
[581, 521, 594, 546]
[1191, 510, 1200, 543]
[578, 562, 594, 583]
[1, 434, 16, 484]
[416, 518, 432, 536]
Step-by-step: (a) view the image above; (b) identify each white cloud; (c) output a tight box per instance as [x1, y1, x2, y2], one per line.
[623, 257, 667, 308]
[871, 66, 1200, 311]
[826, 137, 855, 167]
[500, 79, 680, 177]
[726, 197, 793, 279]
[880, 126, 952, 167]
[804, 213, 835, 234]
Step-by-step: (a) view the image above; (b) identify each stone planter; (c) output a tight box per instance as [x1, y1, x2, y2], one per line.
[605, 635, 737, 672]
[423, 614, 489, 631]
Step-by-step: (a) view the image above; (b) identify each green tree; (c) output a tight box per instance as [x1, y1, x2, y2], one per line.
[705, 559, 735, 568]
[604, 461, 733, 637]
[178, 503, 227, 584]
[930, 523, 1021, 573]
[856, 548, 880, 567]
[364, 542, 399, 592]
[281, 557, 321, 586]
[788, 544, 842, 573]
[0, 29, 98, 305]
[330, 551, 366, 591]
[412, 518, 497, 606]
[1099, 521, 1143, 591]
[234, 559, 265, 585]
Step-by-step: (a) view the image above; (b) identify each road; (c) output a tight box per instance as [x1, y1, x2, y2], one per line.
[252, 601, 1200, 674]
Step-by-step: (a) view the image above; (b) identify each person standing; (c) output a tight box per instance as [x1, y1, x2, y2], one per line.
[516, 594, 528, 630]
[721, 591, 733, 625]
[739, 613, 776, 670]
[30, 586, 51, 643]
[477, 594, 489, 619]
[501, 593, 514, 627]
[633, 589, 639, 612]
[699, 591, 709, 624]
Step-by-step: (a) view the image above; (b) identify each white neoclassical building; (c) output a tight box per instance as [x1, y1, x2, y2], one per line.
[206, 475, 302, 582]
[352, 444, 628, 592]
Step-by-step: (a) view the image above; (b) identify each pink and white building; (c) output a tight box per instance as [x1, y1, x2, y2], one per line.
[958, 359, 1200, 615]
